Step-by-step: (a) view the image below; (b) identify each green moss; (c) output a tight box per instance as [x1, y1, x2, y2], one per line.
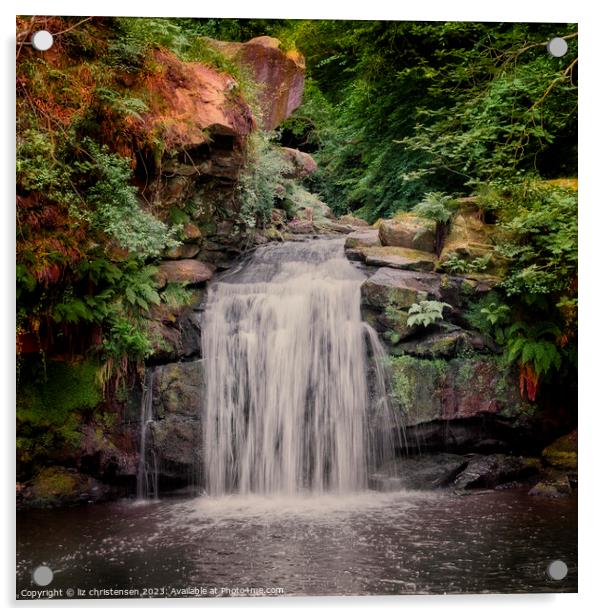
[17, 360, 103, 468]
[542, 432, 577, 470]
[389, 356, 447, 424]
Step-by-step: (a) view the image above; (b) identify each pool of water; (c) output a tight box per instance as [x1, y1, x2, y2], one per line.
[16, 488, 577, 599]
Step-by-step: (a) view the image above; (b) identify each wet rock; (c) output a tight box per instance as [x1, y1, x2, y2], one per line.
[150, 416, 202, 469]
[147, 295, 203, 362]
[395, 327, 472, 359]
[147, 360, 204, 479]
[156, 259, 215, 287]
[152, 361, 203, 419]
[388, 355, 535, 427]
[19, 467, 112, 509]
[371, 454, 468, 490]
[379, 213, 436, 253]
[529, 474, 572, 498]
[452, 454, 540, 489]
[542, 430, 577, 470]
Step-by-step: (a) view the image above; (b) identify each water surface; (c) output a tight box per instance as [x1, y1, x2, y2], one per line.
[17, 488, 577, 598]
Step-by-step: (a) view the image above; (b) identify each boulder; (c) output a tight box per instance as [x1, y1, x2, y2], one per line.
[395, 327, 472, 359]
[339, 214, 370, 227]
[361, 268, 441, 309]
[183, 223, 202, 241]
[19, 466, 112, 509]
[164, 243, 201, 260]
[370, 453, 468, 491]
[156, 259, 215, 287]
[452, 454, 540, 489]
[207, 36, 305, 130]
[280, 147, 317, 178]
[150, 416, 202, 469]
[542, 430, 577, 470]
[439, 202, 497, 267]
[529, 474, 573, 498]
[345, 228, 381, 250]
[379, 213, 436, 253]
[359, 246, 437, 272]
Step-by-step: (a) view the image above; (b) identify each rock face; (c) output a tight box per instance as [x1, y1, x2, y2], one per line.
[439, 200, 496, 263]
[207, 36, 305, 130]
[156, 260, 215, 287]
[148, 361, 204, 478]
[139, 49, 255, 151]
[379, 213, 436, 253]
[388, 356, 533, 427]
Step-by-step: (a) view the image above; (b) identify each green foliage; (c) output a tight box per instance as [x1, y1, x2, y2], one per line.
[238, 132, 293, 228]
[407, 301, 451, 328]
[442, 253, 470, 274]
[442, 251, 492, 274]
[412, 192, 456, 224]
[77, 140, 178, 258]
[489, 181, 578, 299]
[280, 21, 576, 220]
[505, 321, 562, 378]
[160, 283, 193, 309]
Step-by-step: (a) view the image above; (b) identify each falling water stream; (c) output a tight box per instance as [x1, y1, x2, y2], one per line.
[202, 238, 400, 496]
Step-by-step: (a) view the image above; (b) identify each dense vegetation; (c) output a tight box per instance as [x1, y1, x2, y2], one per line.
[16, 17, 577, 478]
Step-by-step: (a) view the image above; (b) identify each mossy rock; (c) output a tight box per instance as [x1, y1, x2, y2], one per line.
[22, 466, 110, 508]
[542, 431, 577, 470]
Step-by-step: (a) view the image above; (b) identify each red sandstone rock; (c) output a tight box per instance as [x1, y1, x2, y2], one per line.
[156, 259, 215, 287]
[206, 36, 305, 130]
[138, 49, 255, 151]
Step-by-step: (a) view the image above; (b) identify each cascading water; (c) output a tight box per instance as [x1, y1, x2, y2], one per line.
[137, 369, 158, 500]
[202, 238, 401, 496]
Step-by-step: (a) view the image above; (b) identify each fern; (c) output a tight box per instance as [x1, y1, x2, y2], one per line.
[407, 300, 451, 328]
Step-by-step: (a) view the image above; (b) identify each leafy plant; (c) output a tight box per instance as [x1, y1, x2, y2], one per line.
[407, 301, 451, 328]
[238, 132, 293, 228]
[504, 321, 563, 401]
[412, 192, 457, 255]
[442, 253, 470, 274]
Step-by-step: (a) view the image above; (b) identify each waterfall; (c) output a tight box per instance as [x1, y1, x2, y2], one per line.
[202, 238, 400, 496]
[137, 370, 158, 500]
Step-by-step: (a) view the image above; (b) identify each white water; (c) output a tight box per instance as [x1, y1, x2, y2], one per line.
[202, 239, 400, 496]
[137, 370, 158, 500]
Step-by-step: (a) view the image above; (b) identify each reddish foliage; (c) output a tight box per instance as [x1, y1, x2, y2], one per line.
[519, 363, 540, 402]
